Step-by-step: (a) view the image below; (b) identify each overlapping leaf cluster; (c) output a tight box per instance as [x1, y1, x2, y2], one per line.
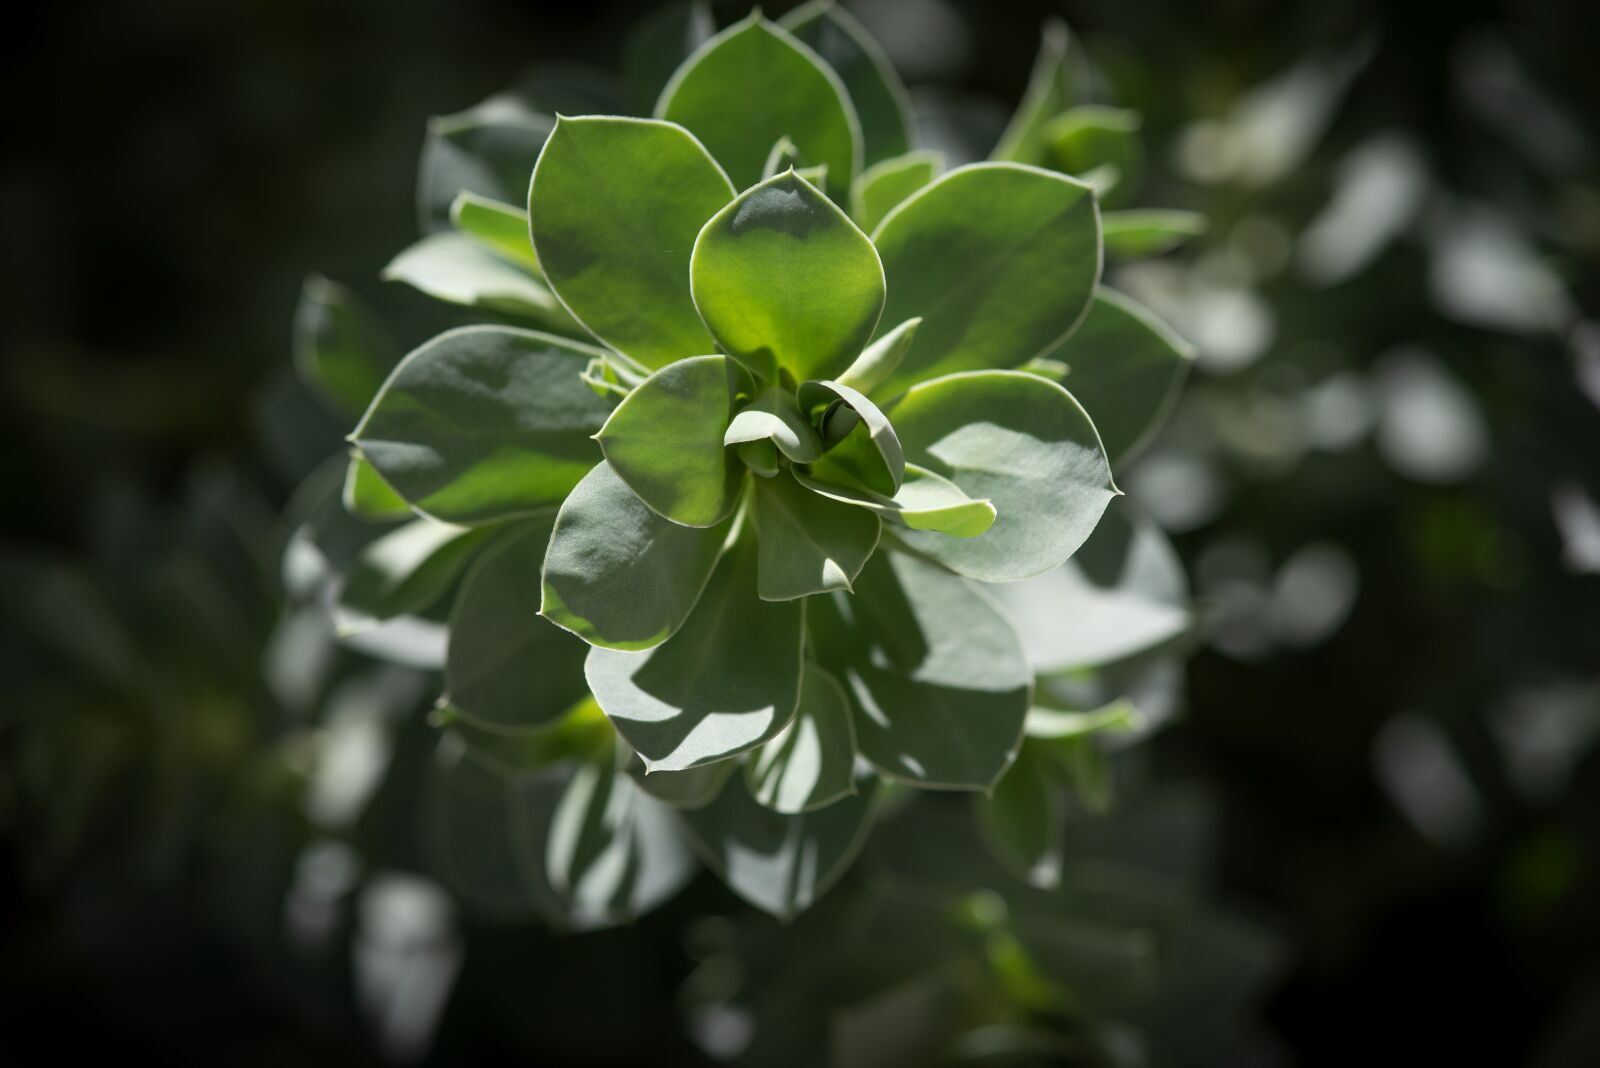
[293, 3, 1201, 922]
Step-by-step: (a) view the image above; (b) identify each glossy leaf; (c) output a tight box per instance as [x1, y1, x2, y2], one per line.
[382, 231, 569, 326]
[797, 379, 903, 495]
[723, 386, 823, 464]
[976, 742, 1064, 888]
[1101, 209, 1208, 259]
[335, 518, 489, 633]
[780, 0, 913, 166]
[656, 13, 861, 199]
[751, 471, 881, 600]
[680, 772, 878, 919]
[692, 171, 885, 385]
[1051, 288, 1195, 467]
[529, 116, 734, 369]
[1044, 105, 1143, 205]
[746, 663, 858, 812]
[292, 275, 395, 418]
[809, 551, 1030, 789]
[585, 534, 804, 772]
[447, 522, 590, 732]
[871, 164, 1101, 399]
[889, 370, 1116, 582]
[342, 453, 412, 521]
[853, 150, 941, 234]
[595, 355, 753, 527]
[796, 463, 995, 537]
[417, 92, 553, 233]
[991, 18, 1076, 165]
[541, 462, 730, 651]
[450, 191, 538, 270]
[353, 326, 611, 524]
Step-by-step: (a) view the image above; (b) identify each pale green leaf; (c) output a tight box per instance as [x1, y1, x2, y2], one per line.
[871, 164, 1101, 399]
[888, 370, 1115, 582]
[595, 355, 753, 527]
[1099, 209, 1208, 260]
[1044, 105, 1143, 205]
[342, 453, 412, 521]
[292, 275, 396, 418]
[723, 386, 823, 463]
[795, 463, 995, 537]
[797, 379, 903, 495]
[335, 518, 490, 633]
[584, 533, 804, 772]
[656, 13, 861, 199]
[1024, 700, 1142, 740]
[837, 317, 921, 396]
[752, 470, 881, 600]
[746, 663, 858, 813]
[976, 742, 1064, 888]
[692, 171, 885, 385]
[450, 191, 539, 270]
[529, 115, 734, 369]
[808, 550, 1030, 789]
[762, 136, 805, 178]
[352, 325, 610, 525]
[541, 462, 731, 651]
[780, 0, 913, 166]
[991, 18, 1076, 165]
[382, 231, 570, 328]
[418, 93, 553, 233]
[851, 151, 941, 233]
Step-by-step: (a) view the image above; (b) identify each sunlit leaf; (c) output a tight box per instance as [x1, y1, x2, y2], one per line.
[382, 231, 569, 327]
[795, 463, 995, 537]
[450, 191, 539, 270]
[853, 151, 941, 234]
[335, 518, 490, 633]
[747, 663, 859, 812]
[342, 453, 412, 522]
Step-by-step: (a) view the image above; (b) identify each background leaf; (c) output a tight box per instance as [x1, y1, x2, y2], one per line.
[1100, 209, 1208, 259]
[382, 231, 570, 327]
[746, 663, 859, 813]
[976, 742, 1065, 888]
[449, 191, 539, 270]
[853, 150, 942, 234]
[342, 454, 412, 522]
[292, 276, 396, 418]
[335, 518, 490, 633]
[417, 92, 554, 233]
[990, 18, 1076, 165]
[779, 0, 913, 167]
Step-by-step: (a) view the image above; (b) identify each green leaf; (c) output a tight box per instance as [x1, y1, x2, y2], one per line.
[680, 772, 878, 919]
[292, 276, 396, 418]
[1025, 700, 1141, 740]
[626, 750, 737, 810]
[808, 550, 1030, 789]
[837, 316, 921, 396]
[691, 171, 885, 385]
[529, 116, 734, 369]
[417, 93, 554, 233]
[976, 742, 1064, 888]
[541, 462, 731, 651]
[762, 136, 806, 178]
[656, 13, 861, 200]
[546, 748, 697, 930]
[342, 453, 412, 521]
[335, 518, 490, 633]
[991, 18, 1076, 165]
[1044, 106, 1143, 205]
[1050, 288, 1194, 468]
[779, 0, 913, 166]
[447, 521, 590, 733]
[595, 355, 753, 527]
[888, 370, 1115, 582]
[622, 0, 716, 114]
[751, 471, 881, 600]
[795, 463, 995, 537]
[450, 191, 539, 270]
[746, 663, 859, 812]
[585, 533, 804, 772]
[723, 386, 823, 463]
[352, 325, 611, 525]
[1100, 209, 1208, 259]
[797, 379, 903, 495]
[870, 164, 1101, 399]
[852, 151, 941, 234]
[382, 232, 570, 328]
[989, 498, 1189, 675]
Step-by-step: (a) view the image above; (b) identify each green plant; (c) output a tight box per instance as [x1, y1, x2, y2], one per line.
[293, 4, 1201, 925]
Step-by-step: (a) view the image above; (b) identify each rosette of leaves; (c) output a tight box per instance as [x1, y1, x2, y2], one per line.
[289, 5, 1200, 925]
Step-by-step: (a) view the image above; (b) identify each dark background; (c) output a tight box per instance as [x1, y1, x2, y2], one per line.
[3, 0, 1598, 1064]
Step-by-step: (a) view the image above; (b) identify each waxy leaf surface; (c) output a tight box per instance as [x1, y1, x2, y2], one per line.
[752, 471, 881, 601]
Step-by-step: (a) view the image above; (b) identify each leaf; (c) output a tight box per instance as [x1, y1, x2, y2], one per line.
[450, 191, 539, 270]
[746, 663, 858, 812]
[1025, 700, 1141, 740]
[1043, 105, 1143, 205]
[541, 462, 731, 651]
[417, 92, 554, 233]
[382, 231, 570, 328]
[446, 521, 591, 732]
[595, 355, 753, 527]
[584, 533, 804, 772]
[991, 18, 1076, 165]
[808, 550, 1030, 789]
[723, 386, 823, 463]
[797, 379, 903, 495]
[335, 518, 490, 633]
[751, 471, 881, 600]
[679, 772, 878, 919]
[352, 326, 611, 525]
[529, 116, 734, 369]
[762, 136, 806, 178]
[988, 498, 1189, 675]
[546, 748, 697, 930]
[292, 275, 396, 418]
[837, 316, 921, 396]
[691, 171, 884, 385]
[1049, 288, 1194, 468]
[852, 151, 941, 234]
[342, 453, 412, 521]
[888, 370, 1115, 582]
[656, 13, 861, 200]
[795, 463, 995, 537]
[626, 750, 737, 810]
[779, 0, 913, 166]
[622, 0, 716, 114]
[870, 164, 1101, 399]
[1100, 209, 1208, 259]
[976, 742, 1064, 888]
